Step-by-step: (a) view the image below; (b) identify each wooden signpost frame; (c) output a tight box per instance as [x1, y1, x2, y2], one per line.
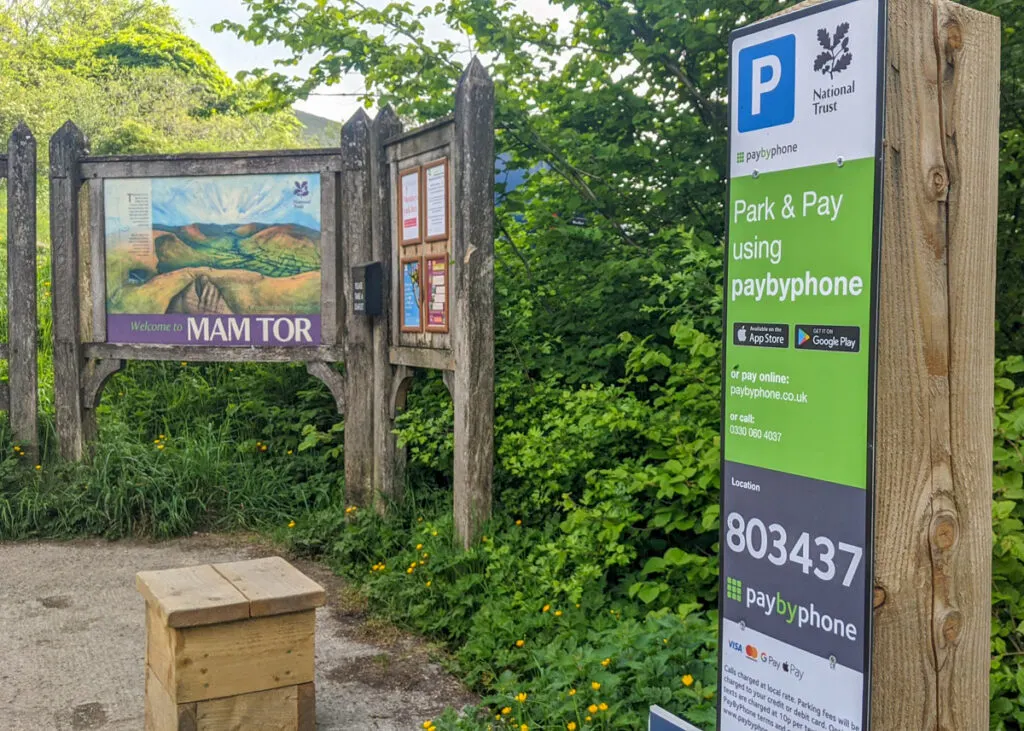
[1, 123, 39, 454]
[49, 124, 346, 461]
[47, 59, 495, 549]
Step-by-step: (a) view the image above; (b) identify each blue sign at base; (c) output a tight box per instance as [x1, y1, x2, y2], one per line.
[649, 706, 702, 731]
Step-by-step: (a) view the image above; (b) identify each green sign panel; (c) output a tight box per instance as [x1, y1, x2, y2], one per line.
[717, 1, 885, 730]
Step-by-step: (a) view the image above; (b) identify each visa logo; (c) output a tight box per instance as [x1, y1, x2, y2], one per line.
[738, 35, 796, 132]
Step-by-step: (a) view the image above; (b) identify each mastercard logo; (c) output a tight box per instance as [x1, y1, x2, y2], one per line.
[745, 644, 759, 659]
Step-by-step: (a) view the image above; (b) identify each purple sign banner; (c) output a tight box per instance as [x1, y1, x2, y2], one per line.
[107, 314, 321, 347]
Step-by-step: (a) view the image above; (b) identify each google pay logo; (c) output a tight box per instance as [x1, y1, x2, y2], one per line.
[738, 35, 796, 132]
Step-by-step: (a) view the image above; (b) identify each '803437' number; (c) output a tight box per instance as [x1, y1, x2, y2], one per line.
[725, 511, 863, 587]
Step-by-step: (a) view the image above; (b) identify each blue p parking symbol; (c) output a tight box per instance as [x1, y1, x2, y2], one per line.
[738, 35, 796, 132]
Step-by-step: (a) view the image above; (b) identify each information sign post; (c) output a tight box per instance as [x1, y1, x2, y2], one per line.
[718, 0, 1001, 729]
[719, 2, 884, 728]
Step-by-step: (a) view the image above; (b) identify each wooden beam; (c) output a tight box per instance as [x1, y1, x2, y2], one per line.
[451, 58, 495, 548]
[372, 107, 406, 509]
[50, 121, 88, 461]
[7, 122, 38, 452]
[870, 0, 999, 728]
[341, 110, 376, 508]
[388, 346, 454, 372]
[79, 149, 341, 179]
[82, 343, 344, 363]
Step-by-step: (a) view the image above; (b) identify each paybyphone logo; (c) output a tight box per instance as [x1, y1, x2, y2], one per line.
[738, 35, 796, 133]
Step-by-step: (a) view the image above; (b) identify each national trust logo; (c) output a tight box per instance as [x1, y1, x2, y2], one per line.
[814, 22, 853, 79]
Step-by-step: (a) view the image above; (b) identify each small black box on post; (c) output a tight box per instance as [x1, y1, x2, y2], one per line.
[352, 261, 383, 317]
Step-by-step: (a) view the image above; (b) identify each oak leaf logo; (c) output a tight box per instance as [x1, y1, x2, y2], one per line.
[814, 22, 853, 79]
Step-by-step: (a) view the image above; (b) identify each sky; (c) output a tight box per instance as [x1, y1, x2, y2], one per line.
[166, 0, 566, 123]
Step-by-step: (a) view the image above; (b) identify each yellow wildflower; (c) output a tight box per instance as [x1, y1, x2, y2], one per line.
[682, 674, 694, 687]
[591, 682, 601, 691]
[502, 707, 511, 715]
[554, 610, 562, 617]
[422, 722, 433, 730]
[516, 640, 525, 648]
[588, 704, 598, 714]
[515, 519, 522, 526]
[568, 688, 576, 696]
[157, 444, 165, 450]
[288, 520, 296, 529]
[426, 580, 432, 587]
[567, 724, 577, 731]
[598, 703, 608, 711]
[520, 725, 528, 731]
[416, 544, 424, 550]
[516, 692, 527, 703]
[407, 567, 415, 574]
[601, 658, 610, 667]
[542, 604, 550, 613]
[34, 464, 41, 470]
[585, 717, 592, 723]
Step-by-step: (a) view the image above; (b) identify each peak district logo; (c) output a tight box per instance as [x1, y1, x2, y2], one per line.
[814, 22, 853, 79]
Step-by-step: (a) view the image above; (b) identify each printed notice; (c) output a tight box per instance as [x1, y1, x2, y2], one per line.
[424, 160, 449, 240]
[426, 256, 448, 331]
[401, 169, 421, 244]
[402, 258, 423, 331]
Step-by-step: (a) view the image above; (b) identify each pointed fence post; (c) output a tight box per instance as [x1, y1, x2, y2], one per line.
[452, 58, 495, 547]
[371, 107, 406, 511]
[7, 123, 38, 454]
[341, 110, 376, 507]
[50, 122, 87, 461]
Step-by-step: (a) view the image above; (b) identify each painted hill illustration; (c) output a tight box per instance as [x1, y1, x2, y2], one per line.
[107, 222, 321, 316]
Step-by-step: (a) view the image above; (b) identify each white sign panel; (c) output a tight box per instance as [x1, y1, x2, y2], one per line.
[730, 0, 881, 179]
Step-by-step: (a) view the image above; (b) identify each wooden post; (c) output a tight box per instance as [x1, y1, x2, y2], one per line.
[370, 107, 406, 510]
[341, 110, 375, 507]
[870, 0, 999, 727]
[7, 123, 38, 453]
[451, 58, 495, 547]
[49, 121, 88, 461]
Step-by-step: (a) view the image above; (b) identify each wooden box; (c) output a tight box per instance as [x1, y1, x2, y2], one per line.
[137, 557, 325, 731]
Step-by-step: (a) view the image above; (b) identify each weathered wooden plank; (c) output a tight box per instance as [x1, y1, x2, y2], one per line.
[384, 117, 453, 148]
[305, 361, 345, 414]
[388, 346, 454, 371]
[82, 359, 124, 409]
[297, 683, 315, 731]
[88, 179, 106, 342]
[7, 123, 38, 450]
[212, 557, 326, 618]
[868, 0, 999, 728]
[50, 122, 88, 461]
[82, 343, 344, 363]
[136, 564, 250, 629]
[146, 602, 177, 696]
[341, 110, 376, 508]
[320, 172, 340, 347]
[80, 151, 341, 179]
[145, 667, 196, 731]
[171, 610, 315, 703]
[372, 108, 407, 507]
[195, 685, 299, 730]
[78, 174, 92, 343]
[451, 58, 496, 547]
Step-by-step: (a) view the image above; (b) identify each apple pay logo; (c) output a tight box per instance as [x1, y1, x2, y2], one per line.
[738, 34, 796, 133]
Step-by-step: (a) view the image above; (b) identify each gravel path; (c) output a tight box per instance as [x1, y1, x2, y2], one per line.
[0, 535, 475, 730]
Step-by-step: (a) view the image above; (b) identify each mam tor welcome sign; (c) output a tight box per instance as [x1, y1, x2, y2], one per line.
[718, 0, 884, 729]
